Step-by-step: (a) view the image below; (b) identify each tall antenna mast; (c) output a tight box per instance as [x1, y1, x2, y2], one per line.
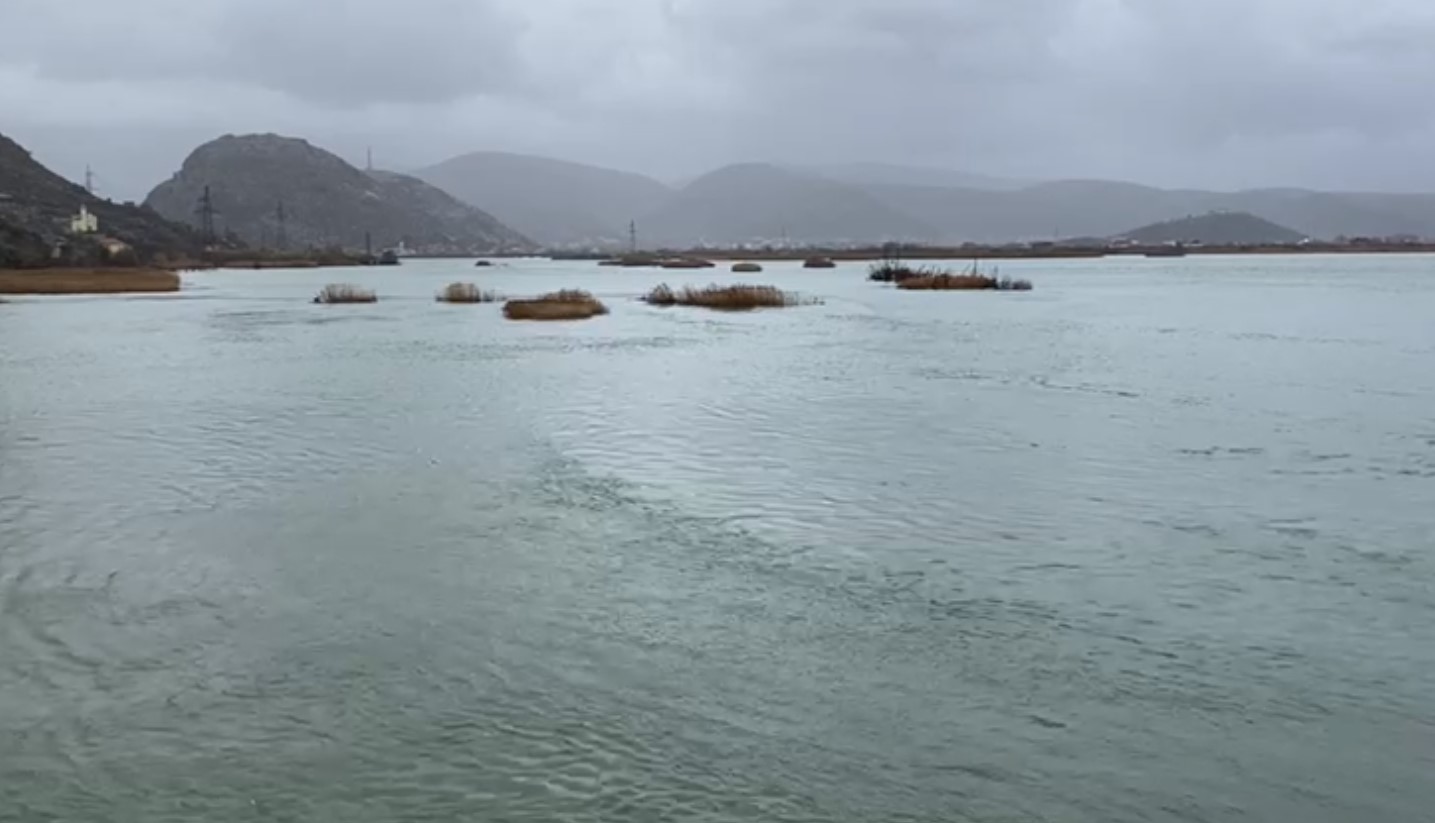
[84, 165, 96, 195]
[196, 185, 217, 246]
[629, 220, 638, 254]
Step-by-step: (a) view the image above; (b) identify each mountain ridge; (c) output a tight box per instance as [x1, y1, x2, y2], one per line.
[145, 134, 533, 254]
[1, 131, 203, 266]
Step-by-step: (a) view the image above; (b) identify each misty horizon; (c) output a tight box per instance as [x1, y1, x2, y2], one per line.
[5, 0, 1435, 202]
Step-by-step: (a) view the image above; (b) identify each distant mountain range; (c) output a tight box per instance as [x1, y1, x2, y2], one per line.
[1118, 212, 1308, 246]
[411, 153, 1435, 248]
[1, 132, 202, 267]
[145, 135, 533, 255]
[412, 151, 671, 248]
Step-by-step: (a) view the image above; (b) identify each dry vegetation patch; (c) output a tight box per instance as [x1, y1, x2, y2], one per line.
[503, 289, 609, 321]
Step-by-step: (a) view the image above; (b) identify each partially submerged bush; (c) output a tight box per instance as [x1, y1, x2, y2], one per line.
[661, 258, 716, 269]
[642, 283, 816, 311]
[437, 282, 499, 303]
[895, 272, 1034, 291]
[803, 257, 837, 269]
[868, 262, 945, 283]
[731, 262, 763, 273]
[503, 289, 609, 321]
[313, 283, 377, 304]
[996, 276, 1035, 292]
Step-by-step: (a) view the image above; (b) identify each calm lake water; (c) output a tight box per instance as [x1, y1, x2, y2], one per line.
[2, 255, 1432, 821]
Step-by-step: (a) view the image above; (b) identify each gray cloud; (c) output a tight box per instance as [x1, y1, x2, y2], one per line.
[4, 0, 1435, 199]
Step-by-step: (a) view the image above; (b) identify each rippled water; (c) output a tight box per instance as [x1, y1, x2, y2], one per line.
[2, 256, 1433, 821]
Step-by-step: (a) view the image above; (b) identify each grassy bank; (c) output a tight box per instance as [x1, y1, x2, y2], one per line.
[0, 268, 181, 295]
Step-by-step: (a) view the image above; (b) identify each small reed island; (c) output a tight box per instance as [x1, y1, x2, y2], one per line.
[642, 283, 817, 311]
[313, 283, 378, 304]
[503, 290, 609, 321]
[869, 261, 1032, 291]
[436, 282, 499, 303]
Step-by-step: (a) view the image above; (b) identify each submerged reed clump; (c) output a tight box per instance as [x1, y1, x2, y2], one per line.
[436, 282, 500, 303]
[803, 256, 837, 269]
[731, 262, 764, 273]
[313, 283, 377, 303]
[867, 262, 948, 283]
[890, 269, 1034, 291]
[894, 272, 999, 290]
[642, 283, 816, 311]
[502, 289, 609, 321]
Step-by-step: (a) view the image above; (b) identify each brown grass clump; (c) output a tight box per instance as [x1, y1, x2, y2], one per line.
[0, 268, 180, 295]
[661, 258, 716, 269]
[436, 282, 500, 303]
[895, 273, 998, 290]
[803, 257, 837, 269]
[313, 283, 378, 304]
[642, 283, 815, 311]
[895, 273, 1034, 291]
[731, 262, 763, 273]
[868, 262, 946, 283]
[503, 289, 609, 321]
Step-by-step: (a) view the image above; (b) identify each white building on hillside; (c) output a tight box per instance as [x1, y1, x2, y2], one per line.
[70, 205, 98, 234]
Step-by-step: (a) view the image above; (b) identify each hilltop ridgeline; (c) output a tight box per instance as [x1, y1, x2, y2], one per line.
[145, 134, 534, 255]
[0, 132, 203, 267]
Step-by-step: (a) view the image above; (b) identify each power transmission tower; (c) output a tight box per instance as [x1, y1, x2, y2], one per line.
[84, 165, 96, 195]
[276, 200, 288, 250]
[366, 147, 373, 172]
[196, 185, 217, 246]
[629, 220, 638, 254]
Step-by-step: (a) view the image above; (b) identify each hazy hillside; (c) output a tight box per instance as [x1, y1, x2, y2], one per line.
[858, 179, 1435, 243]
[1117, 212, 1307, 245]
[799, 162, 1028, 191]
[146, 135, 532, 254]
[1, 131, 202, 266]
[640, 163, 934, 247]
[412, 151, 672, 247]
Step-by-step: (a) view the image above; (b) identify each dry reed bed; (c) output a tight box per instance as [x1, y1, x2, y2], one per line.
[642, 283, 816, 311]
[313, 283, 378, 304]
[503, 290, 608, 321]
[0, 268, 180, 295]
[436, 282, 500, 303]
[896, 273, 1033, 291]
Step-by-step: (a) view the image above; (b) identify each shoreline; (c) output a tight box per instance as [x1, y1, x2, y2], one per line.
[545, 243, 1435, 263]
[0, 268, 181, 295]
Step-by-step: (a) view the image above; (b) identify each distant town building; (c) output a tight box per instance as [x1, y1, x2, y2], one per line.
[70, 205, 98, 234]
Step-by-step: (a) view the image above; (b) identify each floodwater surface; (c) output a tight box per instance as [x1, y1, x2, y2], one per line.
[2, 256, 1433, 821]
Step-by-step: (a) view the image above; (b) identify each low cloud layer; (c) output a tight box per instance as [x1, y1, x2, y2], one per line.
[5, 0, 1434, 200]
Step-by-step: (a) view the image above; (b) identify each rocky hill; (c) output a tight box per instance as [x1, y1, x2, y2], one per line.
[638, 163, 934, 247]
[412, 151, 673, 247]
[1116, 211, 1307, 245]
[146, 135, 533, 254]
[0, 132, 203, 267]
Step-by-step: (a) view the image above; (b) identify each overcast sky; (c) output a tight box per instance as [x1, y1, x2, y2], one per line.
[4, 0, 1434, 201]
